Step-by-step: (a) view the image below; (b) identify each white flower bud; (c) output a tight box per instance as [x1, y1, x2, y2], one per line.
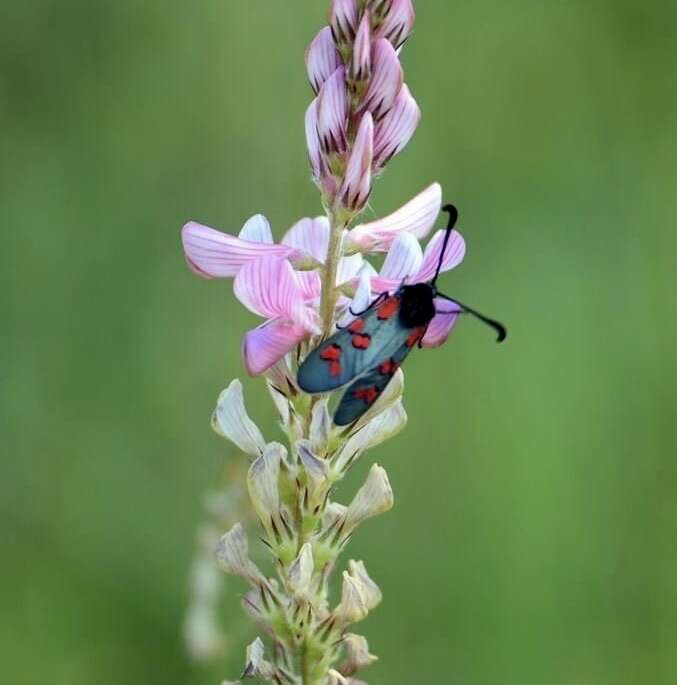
[335, 571, 369, 624]
[342, 633, 378, 675]
[215, 523, 262, 584]
[298, 440, 329, 505]
[344, 464, 394, 531]
[247, 443, 284, 524]
[288, 542, 315, 599]
[348, 560, 382, 611]
[242, 637, 275, 680]
[212, 380, 265, 457]
[309, 398, 331, 452]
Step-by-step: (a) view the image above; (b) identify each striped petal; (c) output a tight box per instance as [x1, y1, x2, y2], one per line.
[306, 27, 341, 94]
[370, 231, 422, 292]
[238, 214, 274, 244]
[182, 222, 298, 279]
[373, 84, 420, 168]
[242, 319, 308, 376]
[362, 39, 403, 121]
[281, 217, 330, 263]
[305, 99, 322, 179]
[234, 256, 319, 332]
[421, 298, 461, 347]
[347, 182, 442, 252]
[415, 229, 466, 283]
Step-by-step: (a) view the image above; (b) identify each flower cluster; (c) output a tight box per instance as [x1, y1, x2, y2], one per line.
[181, 2, 466, 683]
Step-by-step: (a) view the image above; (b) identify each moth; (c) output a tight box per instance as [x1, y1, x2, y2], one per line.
[297, 205, 507, 425]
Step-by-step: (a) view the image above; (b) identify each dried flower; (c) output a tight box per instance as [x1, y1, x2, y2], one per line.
[344, 464, 394, 532]
[211, 380, 266, 457]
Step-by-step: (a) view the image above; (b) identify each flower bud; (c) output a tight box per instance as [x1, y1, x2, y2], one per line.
[375, 0, 415, 48]
[317, 67, 348, 156]
[344, 464, 394, 531]
[342, 633, 378, 675]
[330, 0, 358, 51]
[309, 399, 331, 453]
[349, 12, 371, 87]
[339, 113, 373, 213]
[362, 39, 403, 121]
[242, 637, 275, 680]
[305, 98, 322, 180]
[373, 83, 420, 169]
[306, 27, 342, 94]
[298, 440, 329, 501]
[335, 571, 369, 624]
[288, 542, 315, 598]
[347, 560, 382, 610]
[211, 379, 266, 457]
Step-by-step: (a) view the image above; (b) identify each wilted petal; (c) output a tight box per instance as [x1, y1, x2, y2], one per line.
[373, 84, 420, 168]
[421, 298, 461, 347]
[347, 560, 382, 611]
[247, 443, 284, 524]
[238, 214, 274, 244]
[215, 523, 262, 583]
[288, 543, 315, 598]
[211, 379, 265, 456]
[182, 222, 298, 279]
[340, 113, 373, 212]
[344, 464, 394, 531]
[342, 633, 378, 676]
[327, 671, 350, 685]
[414, 229, 466, 282]
[347, 183, 442, 252]
[234, 256, 319, 331]
[305, 99, 322, 178]
[309, 399, 331, 452]
[362, 39, 403, 121]
[282, 216, 330, 263]
[317, 67, 348, 155]
[376, 0, 415, 48]
[335, 572, 369, 624]
[242, 637, 275, 680]
[350, 12, 371, 84]
[242, 318, 308, 377]
[306, 27, 342, 94]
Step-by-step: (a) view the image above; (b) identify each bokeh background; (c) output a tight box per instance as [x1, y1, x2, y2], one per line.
[2, 1, 676, 683]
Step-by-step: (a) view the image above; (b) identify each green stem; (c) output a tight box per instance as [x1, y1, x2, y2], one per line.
[319, 214, 347, 337]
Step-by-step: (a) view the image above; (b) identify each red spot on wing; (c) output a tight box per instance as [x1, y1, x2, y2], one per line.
[320, 344, 342, 377]
[351, 333, 371, 349]
[378, 358, 399, 376]
[353, 386, 380, 405]
[405, 326, 427, 348]
[348, 318, 365, 333]
[377, 296, 399, 320]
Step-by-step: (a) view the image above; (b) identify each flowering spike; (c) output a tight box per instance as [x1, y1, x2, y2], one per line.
[339, 112, 373, 213]
[306, 27, 342, 94]
[362, 39, 403, 121]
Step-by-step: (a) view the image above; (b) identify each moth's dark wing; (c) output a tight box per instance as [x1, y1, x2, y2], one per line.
[333, 335, 420, 426]
[297, 295, 407, 393]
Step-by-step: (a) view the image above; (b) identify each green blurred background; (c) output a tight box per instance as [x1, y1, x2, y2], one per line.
[2, 1, 676, 683]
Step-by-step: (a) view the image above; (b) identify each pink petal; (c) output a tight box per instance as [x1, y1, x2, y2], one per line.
[415, 229, 466, 283]
[337, 252, 364, 285]
[371, 231, 423, 291]
[376, 0, 415, 48]
[373, 84, 420, 168]
[306, 27, 342, 94]
[339, 113, 373, 212]
[281, 217, 330, 263]
[349, 12, 371, 83]
[182, 222, 298, 279]
[347, 182, 442, 252]
[242, 318, 308, 376]
[362, 39, 403, 121]
[238, 214, 273, 244]
[330, 0, 358, 46]
[234, 256, 319, 332]
[317, 67, 348, 155]
[421, 298, 461, 348]
[305, 99, 322, 179]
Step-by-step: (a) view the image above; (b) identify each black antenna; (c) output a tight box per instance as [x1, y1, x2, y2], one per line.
[436, 294, 507, 342]
[431, 204, 458, 288]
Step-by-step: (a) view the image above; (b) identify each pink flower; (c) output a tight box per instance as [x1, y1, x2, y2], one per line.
[347, 182, 442, 252]
[339, 113, 374, 212]
[368, 226, 466, 347]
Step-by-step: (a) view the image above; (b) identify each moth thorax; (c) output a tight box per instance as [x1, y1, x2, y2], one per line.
[398, 283, 436, 327]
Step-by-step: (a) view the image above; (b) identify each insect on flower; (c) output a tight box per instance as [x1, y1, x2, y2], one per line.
[297, 205, 507, 425]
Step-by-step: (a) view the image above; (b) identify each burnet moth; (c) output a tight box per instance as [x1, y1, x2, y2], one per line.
[297, 205, 507, 425]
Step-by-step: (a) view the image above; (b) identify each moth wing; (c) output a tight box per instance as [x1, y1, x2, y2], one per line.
[333, 337, 416, 426]
[297, 295, 406, 393]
